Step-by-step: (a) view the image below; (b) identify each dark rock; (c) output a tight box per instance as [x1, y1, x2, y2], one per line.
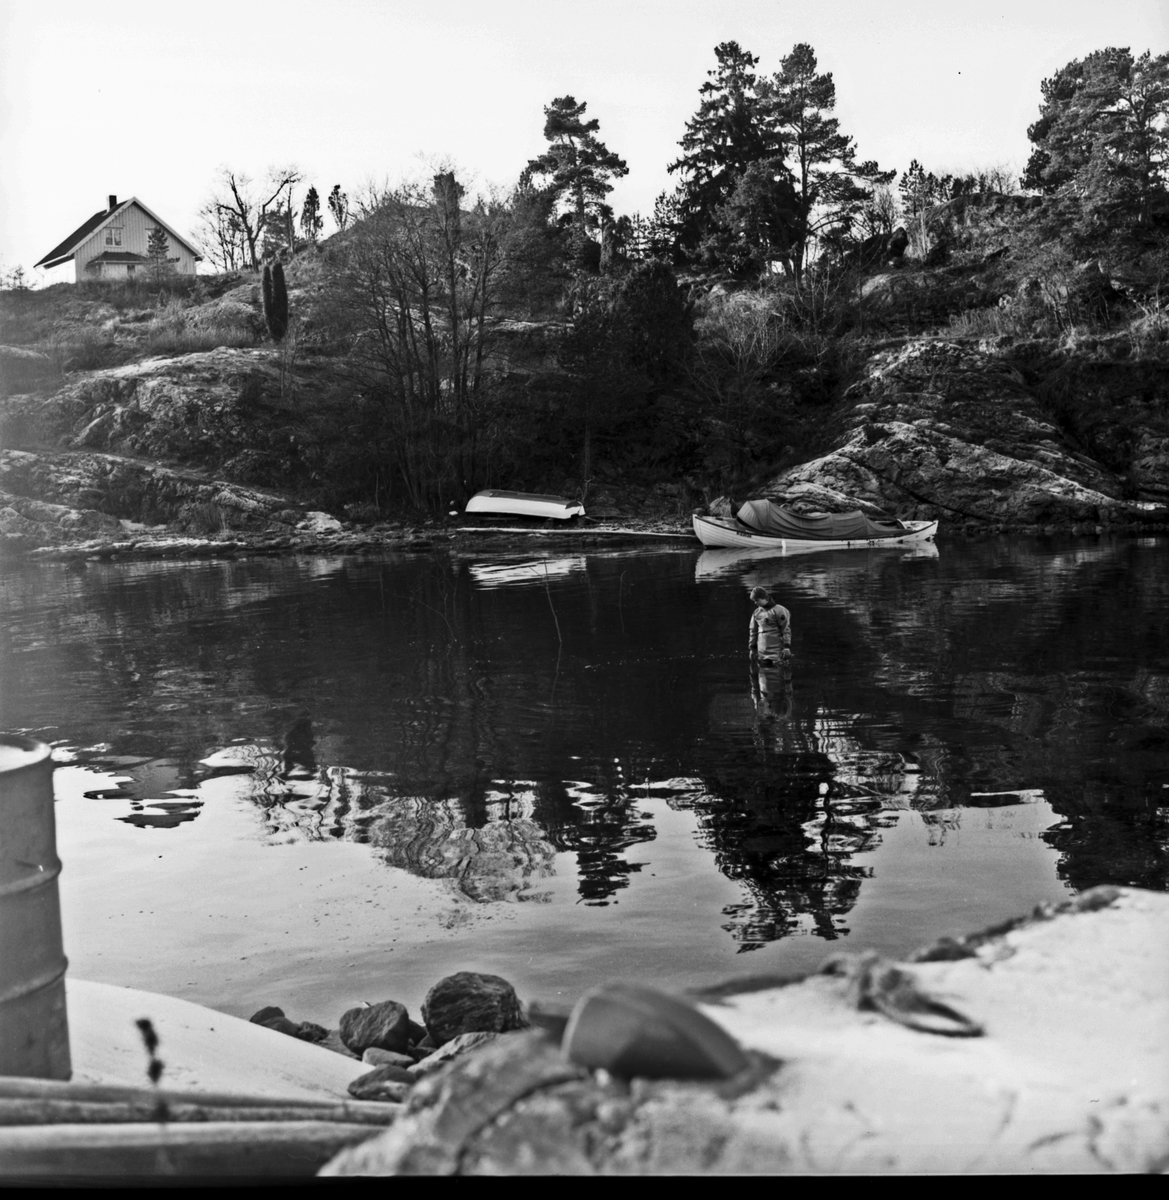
[340, 1000, 413, 1055]
[563, 984, 750, 1081]
[348, 1065, 414, 1103]
[406, 1019, 428, 1046]
[258, 1016, 303, 1038]
[526, 1001, 573, 1040]
[421, 972, 528, 1047]
[249, 1005, 286, 1024]
[407, 1037, 436, 1062]
[318, 1028, 361, 1060]
[295, 1021, 329, 1043]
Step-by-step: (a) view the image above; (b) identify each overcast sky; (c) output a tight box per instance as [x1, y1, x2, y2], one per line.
[1, 0, 1166, 278]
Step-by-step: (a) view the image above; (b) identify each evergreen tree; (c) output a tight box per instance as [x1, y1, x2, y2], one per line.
[328, 184, 350, 232]
[702, 162, 798, 280]
[898, 159, 950, 216]
[145, 225, 173, 283]
[263, 261, 290, 342]
[768, 44, 893, 279]
[301, 186, 323, 242]
[524, 96, 628, 236]
[668, 42, 784, 259]
[1024, 48, 1169, 225]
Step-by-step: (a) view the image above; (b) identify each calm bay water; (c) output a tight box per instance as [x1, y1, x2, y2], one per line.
[1, 536, 1167, 1023]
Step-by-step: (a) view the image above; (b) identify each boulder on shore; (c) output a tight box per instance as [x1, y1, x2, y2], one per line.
[421, 972, 528, 1047]
[323, 886, 1169, 1175]
[339, 1000, 413, 1056]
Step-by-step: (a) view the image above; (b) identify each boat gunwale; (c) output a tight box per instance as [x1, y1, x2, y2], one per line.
[692, 513, 938, 549]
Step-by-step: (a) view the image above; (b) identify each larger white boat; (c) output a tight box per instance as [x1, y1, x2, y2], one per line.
[464, 489, 585, 521]
[693, 499, 938, 549]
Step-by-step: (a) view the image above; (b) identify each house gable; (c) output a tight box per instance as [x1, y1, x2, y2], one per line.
[36, 198, 202, 272]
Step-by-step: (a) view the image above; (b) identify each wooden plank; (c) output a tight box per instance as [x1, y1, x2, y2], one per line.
[0, 1076, 372, 1111]
[0, 1098, 397, 1127]
[0, 1120, 380, 1178]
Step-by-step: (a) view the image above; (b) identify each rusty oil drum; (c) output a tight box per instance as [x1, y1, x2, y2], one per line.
[0, 735, 70, 1079]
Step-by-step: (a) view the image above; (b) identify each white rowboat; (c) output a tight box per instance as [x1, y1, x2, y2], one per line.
[693, 512, 939, 550]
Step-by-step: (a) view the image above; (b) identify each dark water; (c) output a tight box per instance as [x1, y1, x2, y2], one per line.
[1, 537, 1167, 1018]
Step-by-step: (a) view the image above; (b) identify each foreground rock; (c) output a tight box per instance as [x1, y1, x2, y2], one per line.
[323, 886, 1169, 1175]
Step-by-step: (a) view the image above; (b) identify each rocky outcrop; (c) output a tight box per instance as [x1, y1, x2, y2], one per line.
[764, 339, 1169, 528]
[323, 886, 1169, 1175]
[0, 447, 307, 552]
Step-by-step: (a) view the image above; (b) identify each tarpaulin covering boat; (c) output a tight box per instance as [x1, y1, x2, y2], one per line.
[693, 500, 938, 549]
[735, 500, 910, 540]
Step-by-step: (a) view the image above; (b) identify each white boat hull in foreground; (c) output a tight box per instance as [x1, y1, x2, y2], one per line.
[692, 513, 939, 550]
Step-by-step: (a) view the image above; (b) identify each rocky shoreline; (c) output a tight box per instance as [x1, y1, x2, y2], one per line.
[235, 885, 1167, 1176]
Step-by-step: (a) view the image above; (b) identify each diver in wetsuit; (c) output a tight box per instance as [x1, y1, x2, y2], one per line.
[748, 586, 792, 669]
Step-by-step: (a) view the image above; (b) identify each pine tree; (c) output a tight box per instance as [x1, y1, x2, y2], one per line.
[668, 42, 784, 258]
[1024, 47, 1169, 226]
[145, 226, 173, 283]
[327, 184, 349, 232]
[768, 43, 892, 279]
[263, 261, 289, 342]
[301, 186, 323, 242]
[524, 96, 628, 236]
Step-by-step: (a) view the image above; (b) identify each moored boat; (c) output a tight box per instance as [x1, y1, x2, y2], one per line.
[693, 499, 938, 549]
[463, 489, 585, 521]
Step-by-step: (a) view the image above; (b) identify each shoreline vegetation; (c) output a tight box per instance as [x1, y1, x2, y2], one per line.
[3, 41, 1169, 551]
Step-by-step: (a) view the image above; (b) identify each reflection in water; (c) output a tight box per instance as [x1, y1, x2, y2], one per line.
[3, 536, 1168, 960]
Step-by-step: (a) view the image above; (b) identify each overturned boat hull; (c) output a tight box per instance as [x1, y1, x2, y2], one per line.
[464, 490, 584, 521]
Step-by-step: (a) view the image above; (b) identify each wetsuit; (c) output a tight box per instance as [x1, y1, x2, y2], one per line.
[749, 602, 791, 665]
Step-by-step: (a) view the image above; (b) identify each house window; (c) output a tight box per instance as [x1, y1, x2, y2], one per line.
[105, 226, 123, 247]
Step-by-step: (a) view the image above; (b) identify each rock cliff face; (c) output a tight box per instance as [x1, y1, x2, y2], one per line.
[763, 338, 1169, 529]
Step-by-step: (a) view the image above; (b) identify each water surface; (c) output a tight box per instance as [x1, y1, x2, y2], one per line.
[1, 536, 1166, 1022]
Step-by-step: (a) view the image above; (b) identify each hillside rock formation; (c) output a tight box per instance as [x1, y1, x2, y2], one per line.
[761, 339, 1169, 529]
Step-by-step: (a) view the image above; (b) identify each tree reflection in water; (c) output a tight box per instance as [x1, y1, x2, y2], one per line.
[6, 538, 1168, 961]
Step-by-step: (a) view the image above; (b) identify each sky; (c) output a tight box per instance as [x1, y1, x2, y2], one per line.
[1, 0, 1166, 279]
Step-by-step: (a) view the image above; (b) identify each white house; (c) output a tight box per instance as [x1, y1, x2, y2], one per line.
[35, 195, 201, 283]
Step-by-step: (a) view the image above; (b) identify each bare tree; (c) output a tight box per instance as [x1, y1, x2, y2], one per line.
[195, 200, 247, 272]
[323, 173, 509, 509]
[203, 166, 303, 271]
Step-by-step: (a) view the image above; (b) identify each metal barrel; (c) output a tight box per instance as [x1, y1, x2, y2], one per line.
[0, 736, 70, 1079]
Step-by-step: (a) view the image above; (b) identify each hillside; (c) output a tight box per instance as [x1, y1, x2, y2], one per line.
[3, 195, 1169, 558]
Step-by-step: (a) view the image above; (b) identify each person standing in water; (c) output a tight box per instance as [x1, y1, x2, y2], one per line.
[748, 586, 792, 669]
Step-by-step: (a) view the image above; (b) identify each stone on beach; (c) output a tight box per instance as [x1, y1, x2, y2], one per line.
[322, 886, 1169, 1175]
[339, 1000, 413, 1056]
[421, 972, 528, 1047]
[363, 1048, 416, 1069]
[348, 1063, 415, 1103]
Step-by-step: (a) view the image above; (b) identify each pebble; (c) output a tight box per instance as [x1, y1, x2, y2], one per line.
[363, 1048, 416, 1069]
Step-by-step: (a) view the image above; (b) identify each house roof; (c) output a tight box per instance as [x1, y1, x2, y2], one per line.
[86, 252, 149, 264]
[35, 197, 202, 268]
[35, 207, 114, 268]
